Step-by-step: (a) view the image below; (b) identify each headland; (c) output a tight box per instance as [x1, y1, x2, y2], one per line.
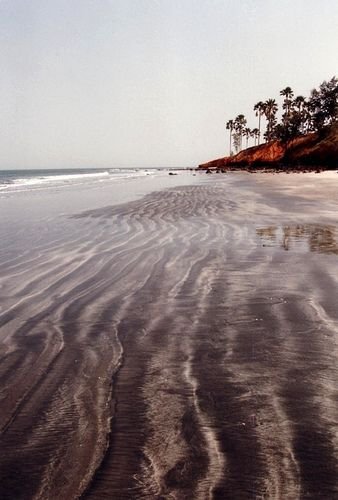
[199, 121, 338, 173]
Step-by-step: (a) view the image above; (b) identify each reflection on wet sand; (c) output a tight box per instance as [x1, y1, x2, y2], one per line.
[1, 178, 338, 499]
[257, 224, 338, 253]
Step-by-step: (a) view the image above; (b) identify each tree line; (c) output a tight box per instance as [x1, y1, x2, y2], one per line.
[226, 76, 338, 155]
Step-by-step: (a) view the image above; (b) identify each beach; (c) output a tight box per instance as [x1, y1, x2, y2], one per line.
[1, 170, 338, 499]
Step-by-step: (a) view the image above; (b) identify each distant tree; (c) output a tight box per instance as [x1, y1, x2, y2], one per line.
[308, 77, 338, 131]
[273, 115, 301, 142]
[320, 77, 338, 123]
[234, 114, 247, 150]
[294, 95, 305, 112]
[273, 124, 285, 142]
[293, 95, 306, 133]
[244, 127, 252, 148]
[263, 99, 278, 142]
[251, 128, 260, 146]
[308, 88, 326, 131]
[280, 86, 294, 122]
[226, 75, 337, 151]
[226, 119, 234, 155]
[302, 101, 313, 133]
[253, 101, 266, 145]
[232, 132, 241, 153]
[275, 94, 305, 142]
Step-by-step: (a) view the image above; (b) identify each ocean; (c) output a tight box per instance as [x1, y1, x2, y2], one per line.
[0, 167, 170, 194]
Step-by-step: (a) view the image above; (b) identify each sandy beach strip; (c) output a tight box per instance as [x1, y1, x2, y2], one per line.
[0, 173, 338, 499]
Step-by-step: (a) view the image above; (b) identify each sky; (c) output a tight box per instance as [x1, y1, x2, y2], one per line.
[0, 0, 337, 169]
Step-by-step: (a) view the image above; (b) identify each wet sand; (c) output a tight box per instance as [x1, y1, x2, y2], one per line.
[1, 172, 338, 499]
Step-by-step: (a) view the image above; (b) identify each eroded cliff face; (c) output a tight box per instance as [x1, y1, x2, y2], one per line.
[285, 123, 338, 166]
[230, 140, 285, 166]
[198, 140, 286, 170]
[199, 123, 338, 170]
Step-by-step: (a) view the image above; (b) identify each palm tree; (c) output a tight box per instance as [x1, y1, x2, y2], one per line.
[302, 100, 312, 133]
[251, 128, 260, 146]
[308, 88, 324, 131]
[232, 132, 241, 153]
[294, 95, 305, 111]
[244, 127, 251, 148]
[226, 120, 234, 155]
[264, 99, 278, 142]
[234, 114, 247, 150]
[253, 101, 266, 145]
[293, 95, 306, 133]
[280, 86, 294, 122]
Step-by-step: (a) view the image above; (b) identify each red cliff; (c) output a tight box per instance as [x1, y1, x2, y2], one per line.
[199, 123, 338, 170]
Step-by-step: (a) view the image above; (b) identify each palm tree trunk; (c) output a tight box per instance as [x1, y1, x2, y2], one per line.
[258, 113, 261, 145]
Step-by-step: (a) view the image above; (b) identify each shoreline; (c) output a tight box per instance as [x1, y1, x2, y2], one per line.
[199, 164, 338, 174]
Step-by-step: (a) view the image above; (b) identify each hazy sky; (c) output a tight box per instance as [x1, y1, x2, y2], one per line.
[1, 0, 337, 169]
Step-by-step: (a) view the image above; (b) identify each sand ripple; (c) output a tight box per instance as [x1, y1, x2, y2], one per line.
[1, 179, 338, 499]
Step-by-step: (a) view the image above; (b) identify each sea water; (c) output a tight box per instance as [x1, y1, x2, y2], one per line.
[0, 168, 175, 194]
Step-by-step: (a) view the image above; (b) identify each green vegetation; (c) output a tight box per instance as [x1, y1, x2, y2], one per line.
[226, 77, 338, 154]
